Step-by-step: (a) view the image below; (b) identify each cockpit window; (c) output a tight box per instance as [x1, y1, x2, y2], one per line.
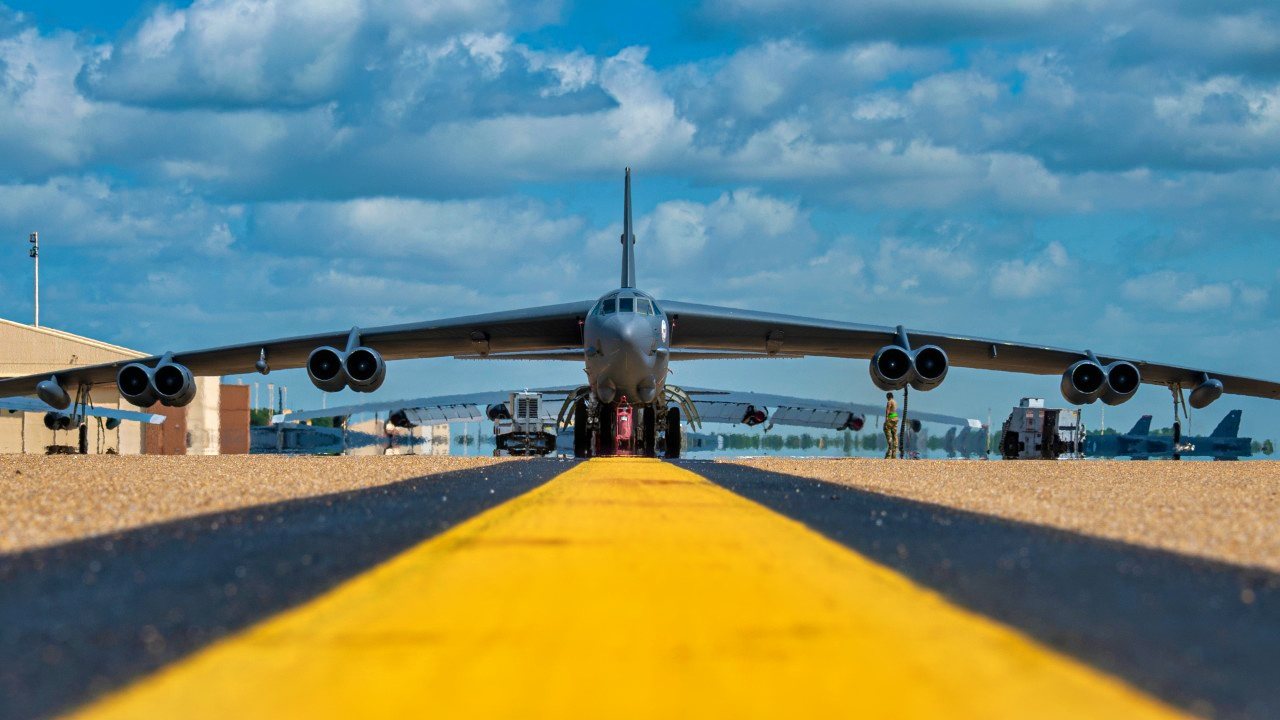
[618, 297, 634, 313]
[601, 298, 616, 314]
[635, 298, 653, 315]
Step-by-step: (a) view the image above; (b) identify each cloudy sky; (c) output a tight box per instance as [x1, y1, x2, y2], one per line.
[1, 0, 1277, 439]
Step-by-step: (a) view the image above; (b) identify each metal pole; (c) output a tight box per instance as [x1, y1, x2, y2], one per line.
[899, 385, 909, 459]
[28, 232, 39, 327]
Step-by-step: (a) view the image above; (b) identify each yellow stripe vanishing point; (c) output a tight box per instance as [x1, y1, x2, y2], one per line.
[72, 459, 1188, 719]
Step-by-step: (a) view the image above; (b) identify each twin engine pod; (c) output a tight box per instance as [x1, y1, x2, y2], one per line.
[43, 412, 76, 431]
[1059, 357, 1141, 405]
[306, 344, 385, 393]
[116, 356, 197, 408]
[869, 342, 949, 392]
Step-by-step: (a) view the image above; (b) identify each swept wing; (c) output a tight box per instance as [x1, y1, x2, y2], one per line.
[659, 301, 1280, 400]
[0, 397, 165, 424]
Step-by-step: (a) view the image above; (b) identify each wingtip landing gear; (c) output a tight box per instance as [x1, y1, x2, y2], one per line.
[573, 398, 590, 458]
[664, 406, 682, 459]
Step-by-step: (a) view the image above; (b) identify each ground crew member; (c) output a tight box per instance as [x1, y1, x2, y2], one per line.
[884, 392, 899, 459]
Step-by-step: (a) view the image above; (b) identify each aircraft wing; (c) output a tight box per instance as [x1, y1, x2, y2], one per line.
[0, 397, 166, 424]
[454, 349, 800, 361]
[685, 390, 975, 428]
[0, 302, 594, 401]
[273, 388, 579, 425]
[659, 301, 1280, 401]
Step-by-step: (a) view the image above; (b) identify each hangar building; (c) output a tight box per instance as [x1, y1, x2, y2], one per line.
[0, 318, 248, 454]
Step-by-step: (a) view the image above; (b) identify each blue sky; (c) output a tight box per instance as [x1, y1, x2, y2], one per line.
[0, 0, 1277, 440]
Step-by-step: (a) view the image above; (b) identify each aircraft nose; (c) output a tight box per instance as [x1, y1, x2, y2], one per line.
[595, 314, 657, 404]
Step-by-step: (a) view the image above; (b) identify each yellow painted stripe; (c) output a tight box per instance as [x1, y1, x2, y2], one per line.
[71, 459, 1187, 719]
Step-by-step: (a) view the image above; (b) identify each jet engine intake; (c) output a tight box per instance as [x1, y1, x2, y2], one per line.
[869, 345, 914, 391]
[909, 345, 949, 391]
[1189, 376, 1224, 409]
[840, 413, 866, 432]
[741, 405, 767, 426]
[1101, 361, 1141, 406]
[307, 346, 347, 392]
[870, 343, 949, 391]
[344, 347, 386, 393]
[117, 363, 158, 408]
[154, 360, 197, 407]
[1060, 359, 1106, 405]
[487, 403, 511, 421]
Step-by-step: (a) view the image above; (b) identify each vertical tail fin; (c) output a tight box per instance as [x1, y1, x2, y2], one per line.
[1127, 415, 1152, 436]
[620, 167, 635, 288]
[1210, 409, 1242, 438]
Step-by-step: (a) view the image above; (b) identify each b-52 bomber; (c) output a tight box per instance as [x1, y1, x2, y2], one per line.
[2, 169, 1278, 458]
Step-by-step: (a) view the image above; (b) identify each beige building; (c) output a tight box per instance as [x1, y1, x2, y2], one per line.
[0, 318, 148, 454]
[0, 318, 249, 455]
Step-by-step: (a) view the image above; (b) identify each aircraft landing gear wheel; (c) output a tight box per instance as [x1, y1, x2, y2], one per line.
[598, 402, 616, 456]
[573, 400, 590, 458]
[664, 406, 682, 459]
[642, 407, 657, 457]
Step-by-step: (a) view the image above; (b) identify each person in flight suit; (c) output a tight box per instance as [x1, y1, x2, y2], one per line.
[883, 392, 899, 459]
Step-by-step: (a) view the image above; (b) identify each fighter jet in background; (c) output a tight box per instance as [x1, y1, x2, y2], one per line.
[1084, 410, 1252, 460]
[2, 169, 1278, 459]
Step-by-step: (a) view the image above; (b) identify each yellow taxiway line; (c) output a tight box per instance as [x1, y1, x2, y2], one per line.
[71, 459, 1187, 719]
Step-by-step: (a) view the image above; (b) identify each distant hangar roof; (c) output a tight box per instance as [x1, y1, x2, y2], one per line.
[0, 317, 145, 380]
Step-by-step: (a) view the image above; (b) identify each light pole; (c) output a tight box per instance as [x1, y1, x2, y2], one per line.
[28, 232, 39, 327]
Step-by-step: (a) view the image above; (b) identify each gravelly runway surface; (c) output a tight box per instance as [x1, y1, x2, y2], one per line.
[2, 456, 1278, 719]
[0, 456, 509, 553]
[725, 457, 1280, 572]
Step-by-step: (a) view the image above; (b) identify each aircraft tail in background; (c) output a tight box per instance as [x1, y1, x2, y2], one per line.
[1210, 409, 1242, 438]
[1127, 415, 1152, 437]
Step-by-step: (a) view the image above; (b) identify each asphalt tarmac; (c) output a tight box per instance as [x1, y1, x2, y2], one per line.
[0, 461, 564, 720]
[2, 457, 1277, 719]
[690, 461, 1280, 719]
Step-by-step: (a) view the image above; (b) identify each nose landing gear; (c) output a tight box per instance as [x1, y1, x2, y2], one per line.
[561, 388, 681, 459]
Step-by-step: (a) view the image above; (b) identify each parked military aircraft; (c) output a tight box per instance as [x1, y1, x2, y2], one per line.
[1083, 411, 1251, 460]
[1, 169, 1278, 459]
[0, 397, 164, 431]
[275, 387, 977, 456]
[943, 424, 991, 458]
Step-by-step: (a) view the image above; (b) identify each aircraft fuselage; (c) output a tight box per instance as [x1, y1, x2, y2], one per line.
[582, 287, 670, 407]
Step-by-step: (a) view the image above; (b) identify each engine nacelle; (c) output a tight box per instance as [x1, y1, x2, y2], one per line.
[307, 346, 347, 392]
[909, 345, 948, 391]
[741, 405, 767, 427]
[388, 409, 415, 429]
[36, 377, 71, 410]
[344, 346, 386, 393]
[117, 363, 158, 408]
[1060, 359, 1106, 404]
[841, 413, 865, 432]
[487, 403, 511, 421]
[869, 345, 914, 391]
[43, 412, 74, 431]
[1189, 377, 1224, 409]
[1100, 361, 1141, 406]
[154, 361, 197, 407]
